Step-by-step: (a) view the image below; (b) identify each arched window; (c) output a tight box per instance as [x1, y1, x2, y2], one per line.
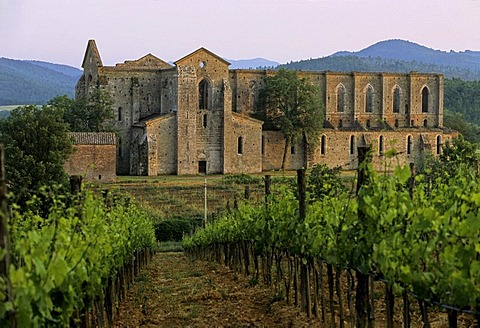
[203, 114, 207, 128]
[336, 84, 346, 112]
[436, 135, 442, 155]
[350, 135, 355, 155]
[423, 119, 428, 127]
[422, 86, 429, 113]
[393, 86, 401, 113]
[407, 135, 412, 155]
[379, 135, 384, 155]
[365, 85, 374, 113]
[237, 136, 243, 154]
[118, 107, 123, 121]
[199, 79, 209, 109]
[321, 135, 326, 155]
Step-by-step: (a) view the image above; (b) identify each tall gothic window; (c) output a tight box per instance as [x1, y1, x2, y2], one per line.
[336, 84, 346, 112]
[199, 79, 209, 109]
[365, 85, 374, 113]
[422, 86, 429, 113]
[393, 86, 401, 113]
[118, 107, 123, 121]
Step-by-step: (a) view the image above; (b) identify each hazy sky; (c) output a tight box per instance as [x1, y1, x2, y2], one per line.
[1, 0, 479, 68]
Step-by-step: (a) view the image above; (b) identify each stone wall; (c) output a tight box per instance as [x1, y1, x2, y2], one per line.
[309, 129, 457, 171]
[64, 132, 116, 183]
[76, 41, 455, 176]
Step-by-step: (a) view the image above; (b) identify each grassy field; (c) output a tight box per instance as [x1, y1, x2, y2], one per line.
[105, 173, 295, 219]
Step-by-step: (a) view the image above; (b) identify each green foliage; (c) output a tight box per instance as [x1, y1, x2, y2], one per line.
[0, 105, 73, 205]
[223, 174, 262, 185]
[184, 161, 480, 311]
[416, 136, 479, 186]
[444, 79, 480, 126]
[49, 89, 115, 132]
[256, 69, 324, 169]
[154, 217, 203, 242]
[443, 110, 480, 144]
[2, 192, 156, 326]
[307, 164, 346, 201]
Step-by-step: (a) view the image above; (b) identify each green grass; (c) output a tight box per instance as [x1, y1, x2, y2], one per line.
[157, 241, 184, 252]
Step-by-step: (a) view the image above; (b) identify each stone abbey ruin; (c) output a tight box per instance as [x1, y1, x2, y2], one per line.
[76, 40, 456, 176]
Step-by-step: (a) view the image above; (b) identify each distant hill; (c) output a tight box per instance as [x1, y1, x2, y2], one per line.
[280, 40, 480, 80]
[0, 58, 82, 106]
[227, 58, 279, 69]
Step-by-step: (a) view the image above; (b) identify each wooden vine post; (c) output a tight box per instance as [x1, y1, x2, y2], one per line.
[297, 168, 311, 316]
[0, 144, 14, 326]
[355, 146, 371, 328]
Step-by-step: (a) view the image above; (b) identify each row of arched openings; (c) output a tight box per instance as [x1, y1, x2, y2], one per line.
[335, 84, 429, 113]
[346, 134, 442, 156]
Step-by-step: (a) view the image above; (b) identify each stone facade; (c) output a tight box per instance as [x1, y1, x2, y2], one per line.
[64, 132, 116, 182]
[76, 40, 457, 175]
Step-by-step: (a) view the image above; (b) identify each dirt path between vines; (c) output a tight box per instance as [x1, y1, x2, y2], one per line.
[114, 252, 319, 327]
[114, 252, 472, 328]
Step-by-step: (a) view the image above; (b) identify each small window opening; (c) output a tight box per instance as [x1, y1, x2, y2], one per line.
[291, 146, 295, 155]
[118, 137, 123, 159]
[203, 114, 207, 128]
[379, 135, 384, 155]
[350, 135, 355, 155]
[339, 119, 343, 128]
[394, 119, 399, 128]
[98, 175, 102, 180]
[407, 136, 412, 155]
[321, 135, 326, 155]
[237, 136, 243, 154]
[411, 120, 414, 127]
[366, 120, 371, 128]
[261, 136, 265, 155]
[118, 107, 123, 121]
[423, 119, 428, 127]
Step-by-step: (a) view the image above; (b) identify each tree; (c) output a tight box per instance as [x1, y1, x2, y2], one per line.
[257, 69, 324, 169]
[0, 105, 73, 205]
[49, 88, 114, 132]
[443, 110, 480, 144]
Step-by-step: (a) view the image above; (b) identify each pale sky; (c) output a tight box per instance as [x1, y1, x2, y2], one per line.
[1, 0, 479, 68]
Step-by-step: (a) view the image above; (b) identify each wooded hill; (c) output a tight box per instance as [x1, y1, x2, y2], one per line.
[0, 57, 81, 106]
[280, 40, 480, 81]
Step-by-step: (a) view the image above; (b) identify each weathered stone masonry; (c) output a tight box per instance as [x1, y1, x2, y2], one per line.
[76, 40, 457, 175]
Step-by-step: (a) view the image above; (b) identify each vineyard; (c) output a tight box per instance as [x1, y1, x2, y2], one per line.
[1, 141, 480, 326]
[0, 188, 156, 326]
[183, 148, 480, 327]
